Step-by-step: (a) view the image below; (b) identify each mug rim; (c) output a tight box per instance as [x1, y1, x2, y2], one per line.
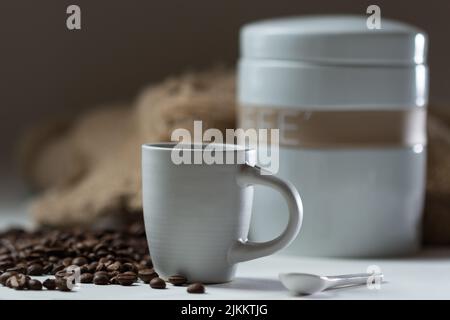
[142, 142, 253, 152]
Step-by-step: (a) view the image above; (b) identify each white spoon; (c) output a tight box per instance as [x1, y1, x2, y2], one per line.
[279, 272, 384, 295]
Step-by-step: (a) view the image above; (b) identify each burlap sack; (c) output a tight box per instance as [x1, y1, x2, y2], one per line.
[20, 68, 236, 226]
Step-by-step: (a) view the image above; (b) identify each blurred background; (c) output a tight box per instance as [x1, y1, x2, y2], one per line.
[0, 1, 449, 231]
[1, 0, 450, 173]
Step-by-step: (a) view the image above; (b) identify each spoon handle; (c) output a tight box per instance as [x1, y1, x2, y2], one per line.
[325, 273, 383, 288]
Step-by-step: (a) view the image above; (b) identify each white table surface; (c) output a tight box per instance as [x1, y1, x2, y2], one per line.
[1, 201, 450, 300]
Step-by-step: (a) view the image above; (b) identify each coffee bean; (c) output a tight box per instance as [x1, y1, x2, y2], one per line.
[6, 274, 27, 290]
[72, 257, 88, 266]
[187, 283, 205, 294]
[94, 271, 109, 277]
[138, 268, 158, 283]
[55, 277, 72, 291]
[106, 254, 115, 261]
[0, 261, 13, 271]
[80, 265, 89, 274]
[95, 250, 109, 258]
[149, 277, 166, 289]
[0, 254, 11, 262]
[62, 257, 72, 267]
[168, 274, 187, 286]
[107, 261, 121, 272]
[7, 266, 27, 274]
[87, 262, 98, 273]
[96, 263, 106, 272]
[43, 278, 57, 290]
[116, 272, 136, 286]
[121, 262, 137, 273]
[80, 273, 94, 283]
[28, 279, 43, 290]
[48, 256, 59, 263]
[110, 276, 119, 285]
[141, 258, 153, 268]
[51, 264, 65, 274]
[0, 271, 17, 285]
[27, 263, 44, 276]
[43, 263, 53, 274]
[93, 273, 109, 285]
[45, 247, 65, 257]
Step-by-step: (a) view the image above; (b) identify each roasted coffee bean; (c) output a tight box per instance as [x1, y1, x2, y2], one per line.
[51, 264, 65, 274]
[80, 273, 94, 283]
[45, 247, 65, 257]
[138, 268, 158, 283]
[79, 265, 89, 274]
[116, 272, 136, 286]
[7, 265, 27, 274]
[62, 257, 72, 267]
[109, 276, 119, 285]
[141, 258, 153, 268]
[93, 243, 107, 253]
[95, 250, 109, 258]
[98, 257, 108, 264]
[187, 283, 205, 294]
[168, 274, 187, 286]
[95, 263, 106, 272]
[43, 278, 57, 290]
[106, 254, 115, 260]
[0, 254, 11, 261]
[48, 256, 59, 263]
[0, 271, 17, 285]
[87, 262, 98, 273]
[72, 257, 88, 266]
[94, 271, 109, 277]
[121, 262, 136, 273]
[27, 263, 44, 276]
[55, 277, 72, 291]
[28, 279, 43, 290]
[43, 263, 53, 274]
[149, 277, 166, 289]
[6, 274, 27, 290]
[104, 260, 114, 268]
[93, 273, 109, 285]
[0, 261, 13, 271]
[107, 261, 121, 272]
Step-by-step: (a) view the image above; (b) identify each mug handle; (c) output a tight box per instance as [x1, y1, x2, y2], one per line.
[228, 164, 303, 264]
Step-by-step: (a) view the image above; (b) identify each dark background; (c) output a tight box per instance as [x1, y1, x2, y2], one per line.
[0, 0, 449, 178]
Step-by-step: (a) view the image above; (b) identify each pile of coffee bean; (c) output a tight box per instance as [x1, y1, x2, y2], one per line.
[0, 224, 205, 294]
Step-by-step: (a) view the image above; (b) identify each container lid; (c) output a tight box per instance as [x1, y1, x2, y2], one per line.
[241, 15, 427, 66]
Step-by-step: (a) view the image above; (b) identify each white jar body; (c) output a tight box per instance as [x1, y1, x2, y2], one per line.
[238, 59, 428, 257]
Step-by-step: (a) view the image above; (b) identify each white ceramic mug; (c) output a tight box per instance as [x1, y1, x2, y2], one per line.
[142, 143, 303, 283]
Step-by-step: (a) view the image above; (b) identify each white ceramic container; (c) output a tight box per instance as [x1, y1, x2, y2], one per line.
[238, 16, 428, 257]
